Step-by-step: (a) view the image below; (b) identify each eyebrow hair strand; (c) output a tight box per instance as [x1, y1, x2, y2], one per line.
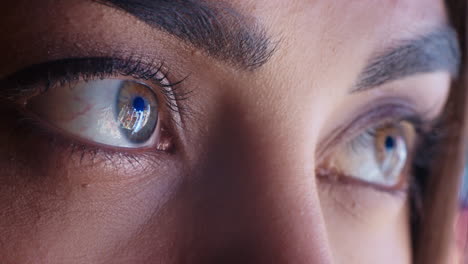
[94, 0, 276, 71]
[353, 26, 460, 92]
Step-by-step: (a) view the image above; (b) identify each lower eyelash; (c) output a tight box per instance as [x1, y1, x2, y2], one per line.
[1, 57, 191, 157]
[316, 101, 443, 195]
[3, 104, 163, 171]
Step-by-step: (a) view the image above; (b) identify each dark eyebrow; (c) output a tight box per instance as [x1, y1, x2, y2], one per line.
[353, 26, 461, 92]
[94, 0, 275, 70]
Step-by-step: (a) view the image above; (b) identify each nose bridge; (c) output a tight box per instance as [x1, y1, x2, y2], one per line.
[188, 99, 333, 263]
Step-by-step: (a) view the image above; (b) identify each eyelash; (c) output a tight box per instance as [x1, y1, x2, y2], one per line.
[350, 118, 421, 153]
[8, 106, 167, 169]
[1, 56, 192, 116]
[1, 59, 447, 189]
[0, 57, 192, 166]
[316, 103, 443, 193]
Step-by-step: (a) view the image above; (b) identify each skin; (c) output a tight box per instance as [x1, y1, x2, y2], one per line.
[0, 0, 454, 263]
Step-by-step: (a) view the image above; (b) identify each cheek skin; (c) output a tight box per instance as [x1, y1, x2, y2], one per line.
[0, 98, 334, 264]
[175, 99, 332, 263]
[1, 95, 410, 264]
[0, 105, 183, 262]
[0, 161, 183, 262]
[318, 183, 411, 263]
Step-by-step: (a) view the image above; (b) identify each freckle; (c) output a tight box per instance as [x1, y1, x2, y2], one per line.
[81, 183, 89, 188]
[191, 49, 202, 57]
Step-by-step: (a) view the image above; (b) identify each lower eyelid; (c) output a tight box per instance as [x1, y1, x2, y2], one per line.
[0, 58, 194, 150]
[316, 165, 411, 195]
[9, 110, 166, 170]
[3, 96, 174, 170]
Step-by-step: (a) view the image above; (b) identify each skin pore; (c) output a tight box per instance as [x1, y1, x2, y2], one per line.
[0, 0, 460, 263]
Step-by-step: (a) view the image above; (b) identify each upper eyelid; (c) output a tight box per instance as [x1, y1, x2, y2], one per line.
[0, 57, 173, 88]
[0, 57, 190, 115]
[1, 66, 181, 154]
[315, 102, 428, 163]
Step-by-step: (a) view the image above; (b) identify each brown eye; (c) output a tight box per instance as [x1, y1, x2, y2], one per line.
[319, 120, 417, 188]
[27, 79, 161, 149]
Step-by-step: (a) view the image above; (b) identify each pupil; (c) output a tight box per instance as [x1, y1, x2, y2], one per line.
[132, 96, 146, 112]
[384, 136, 395, 150]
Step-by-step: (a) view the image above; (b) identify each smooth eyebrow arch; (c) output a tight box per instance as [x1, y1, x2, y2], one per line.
[94, 0, 276, 71]
[353, 26, 461, 92]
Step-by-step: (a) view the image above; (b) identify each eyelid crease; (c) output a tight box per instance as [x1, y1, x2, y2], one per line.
[315, 101, 436, 164]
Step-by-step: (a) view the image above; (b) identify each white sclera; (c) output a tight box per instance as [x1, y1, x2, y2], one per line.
[28, 79, 158, 148]
[329, 124, 412, 187]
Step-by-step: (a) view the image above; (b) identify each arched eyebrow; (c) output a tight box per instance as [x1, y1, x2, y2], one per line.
[352, 26, 461, 92]
[94, 0, 276, 71]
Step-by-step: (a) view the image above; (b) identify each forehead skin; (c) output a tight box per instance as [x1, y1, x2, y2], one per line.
[232, 0, 447, 110]
[0, 0, 451, 264]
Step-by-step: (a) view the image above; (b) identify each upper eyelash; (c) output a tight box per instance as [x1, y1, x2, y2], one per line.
[347, 118, 426, 156]
[0, 56, 192, 116]
[348, 129, 375, 152]
[317, 105, 426, 159]
[316, 110, 443, 195]
[0, 58, 188, 164]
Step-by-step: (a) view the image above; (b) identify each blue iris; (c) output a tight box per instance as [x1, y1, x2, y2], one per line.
[132, 96, 146, 112]
[385, 136, 395, 151]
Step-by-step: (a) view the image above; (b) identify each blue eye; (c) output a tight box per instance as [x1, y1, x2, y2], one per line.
[116, 81, 158, 144]
[27, 79, 160, 149]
